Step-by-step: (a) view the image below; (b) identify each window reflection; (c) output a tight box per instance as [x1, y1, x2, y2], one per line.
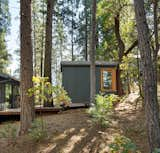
[101, 68, 116, 92]
[102, 71, 112, 90]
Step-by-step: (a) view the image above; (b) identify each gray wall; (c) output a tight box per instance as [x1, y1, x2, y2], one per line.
[62, 66, 90, 103]
[0, 84, 5, 103]
[62, 65, 117, 104]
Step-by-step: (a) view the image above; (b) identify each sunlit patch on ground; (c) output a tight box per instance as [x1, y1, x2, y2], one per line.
[1, 91, 156, 153]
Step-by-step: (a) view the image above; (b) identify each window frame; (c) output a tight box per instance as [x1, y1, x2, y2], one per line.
[100, 68, 117, 92]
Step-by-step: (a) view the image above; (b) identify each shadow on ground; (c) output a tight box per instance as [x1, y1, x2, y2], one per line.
[0, 102, 149, 153]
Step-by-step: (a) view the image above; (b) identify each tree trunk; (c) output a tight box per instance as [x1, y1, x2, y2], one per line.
[153, 0, 159, 100]
[90, 0, 96, 104]
[71, 0, 74, 61]
[40, 0, 45, 77]
[20, 0, 34, 135]
[134, 0, 160, 151]
[114, 14, 125, 96]
[84, 0, 88, 61]
[44, 0, 54, 83]
[44, 0, 54, 107]
[32, 0, 37, 76]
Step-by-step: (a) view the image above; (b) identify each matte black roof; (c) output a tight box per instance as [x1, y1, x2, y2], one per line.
[0, 73, 20, 84]
[61, 61, 119, 67]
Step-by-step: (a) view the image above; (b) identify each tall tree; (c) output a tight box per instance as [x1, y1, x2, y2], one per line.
[40, 0, 46, 77]
[20, 0, 34, 135]
[84, 0, 88, 61]
[134, 0, 160, 151]
[0, 0, 10, 73]
[97, 0, 138, 95]
[44, 0, 54, 83]
[71, 0, 74, 61]
[31, 0, 47, 77]
[152, 0, 159, 96]
[90, 0, 96, 103]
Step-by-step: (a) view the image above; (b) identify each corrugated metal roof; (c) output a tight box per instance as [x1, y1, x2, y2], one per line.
[61, 61, 119, 66]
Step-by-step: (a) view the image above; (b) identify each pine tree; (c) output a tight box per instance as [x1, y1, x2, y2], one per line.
[134, 0, 160, 151]
[90, 0, 96, 103]
[20, 0, 34, 135]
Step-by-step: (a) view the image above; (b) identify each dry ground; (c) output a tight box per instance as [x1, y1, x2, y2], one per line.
[0, 98, 149, 153]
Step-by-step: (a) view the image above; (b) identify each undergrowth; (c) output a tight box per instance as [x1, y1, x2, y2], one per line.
[109, 135, 141, 153]
[88, 94, 119, 127]
[28, 119, 48, 142]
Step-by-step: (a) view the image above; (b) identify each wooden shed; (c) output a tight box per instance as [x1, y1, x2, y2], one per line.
[0, 73, 20, 109]
[61, 61, 119, 104]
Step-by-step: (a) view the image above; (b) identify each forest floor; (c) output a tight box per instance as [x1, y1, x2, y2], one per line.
[0, 95, 149, 153]
[1, 84, 160, 153]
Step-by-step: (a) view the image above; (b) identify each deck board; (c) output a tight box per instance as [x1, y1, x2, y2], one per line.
[0, 103, 87, 116]
[0, 107, 61, 116]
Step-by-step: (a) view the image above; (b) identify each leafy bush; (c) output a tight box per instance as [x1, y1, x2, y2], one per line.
[88, 94, 118, 127]
[28, 76, 71, 107]
[109, 135, 140, 153]
[52, 86, 71, 107]
[28, 119, 47, 142]
[120, 54, 140, 93]
[153, 148, 160, 153]
[0, 123, 17, 144]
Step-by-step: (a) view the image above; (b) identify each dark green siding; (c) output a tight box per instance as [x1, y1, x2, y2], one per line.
[62, 65, 118, 104]
[0, 84, 5, 103]
[62, 66, 90, 103]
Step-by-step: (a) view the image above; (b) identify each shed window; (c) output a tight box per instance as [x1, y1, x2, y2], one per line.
[100, 68, 116, 92]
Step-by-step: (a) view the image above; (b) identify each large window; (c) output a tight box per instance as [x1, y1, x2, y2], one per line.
[100, 68, 117, 92]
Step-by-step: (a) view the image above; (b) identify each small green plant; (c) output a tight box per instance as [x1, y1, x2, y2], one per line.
[88, 94, 118, 127]
[28, 76, 53, 105]
[52, 86, 71, 107]
[28, 119, 47, 142]
[28, 76, 71, 107]
[109, 135, 140, 153]
[153, 148, 160, 153]
[0, 123, 17, 145]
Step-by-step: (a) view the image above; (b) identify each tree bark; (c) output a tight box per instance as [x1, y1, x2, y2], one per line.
[134, 0, 160, 151]
[32, 0, 37, 76]
[20, 0, 34, 135]
[114, 14, 125, 96]
[44, 0, 54, 83]
[114, 14, 125, 62]
[40, 0, 45, 77]
[124, 40, 138, 56]
[152, 0, 159, 99]
[85, 0, 88, 61]
[71, 0, 74, 61]
[90, 0, 96, 104]
[44, 0, 54, 107]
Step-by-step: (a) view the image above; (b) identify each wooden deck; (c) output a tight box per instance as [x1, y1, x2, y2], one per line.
[0, 103, 87, 116]
[0, 107, 61, 116]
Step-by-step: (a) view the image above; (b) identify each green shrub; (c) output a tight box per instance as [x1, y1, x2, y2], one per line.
[88, 94, 118, 127]
[28, 76, 71, 107]
[0, 123, 17, 139]
[28, 119, 47, 142]
[0, 123, 17, 145]
[153, 148, 160, 153]
[109, 135, 140, 153]
[52, 85, 71, 107]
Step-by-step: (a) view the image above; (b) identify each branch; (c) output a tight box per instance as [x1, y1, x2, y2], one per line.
[124, 40, 138, 56]
[114, 13, 125, 61]
[124, 29, 157, 56]
[153, 0, 159, 59]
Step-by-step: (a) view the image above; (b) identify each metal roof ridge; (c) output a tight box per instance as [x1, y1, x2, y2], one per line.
[61, 61, 119, 65]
